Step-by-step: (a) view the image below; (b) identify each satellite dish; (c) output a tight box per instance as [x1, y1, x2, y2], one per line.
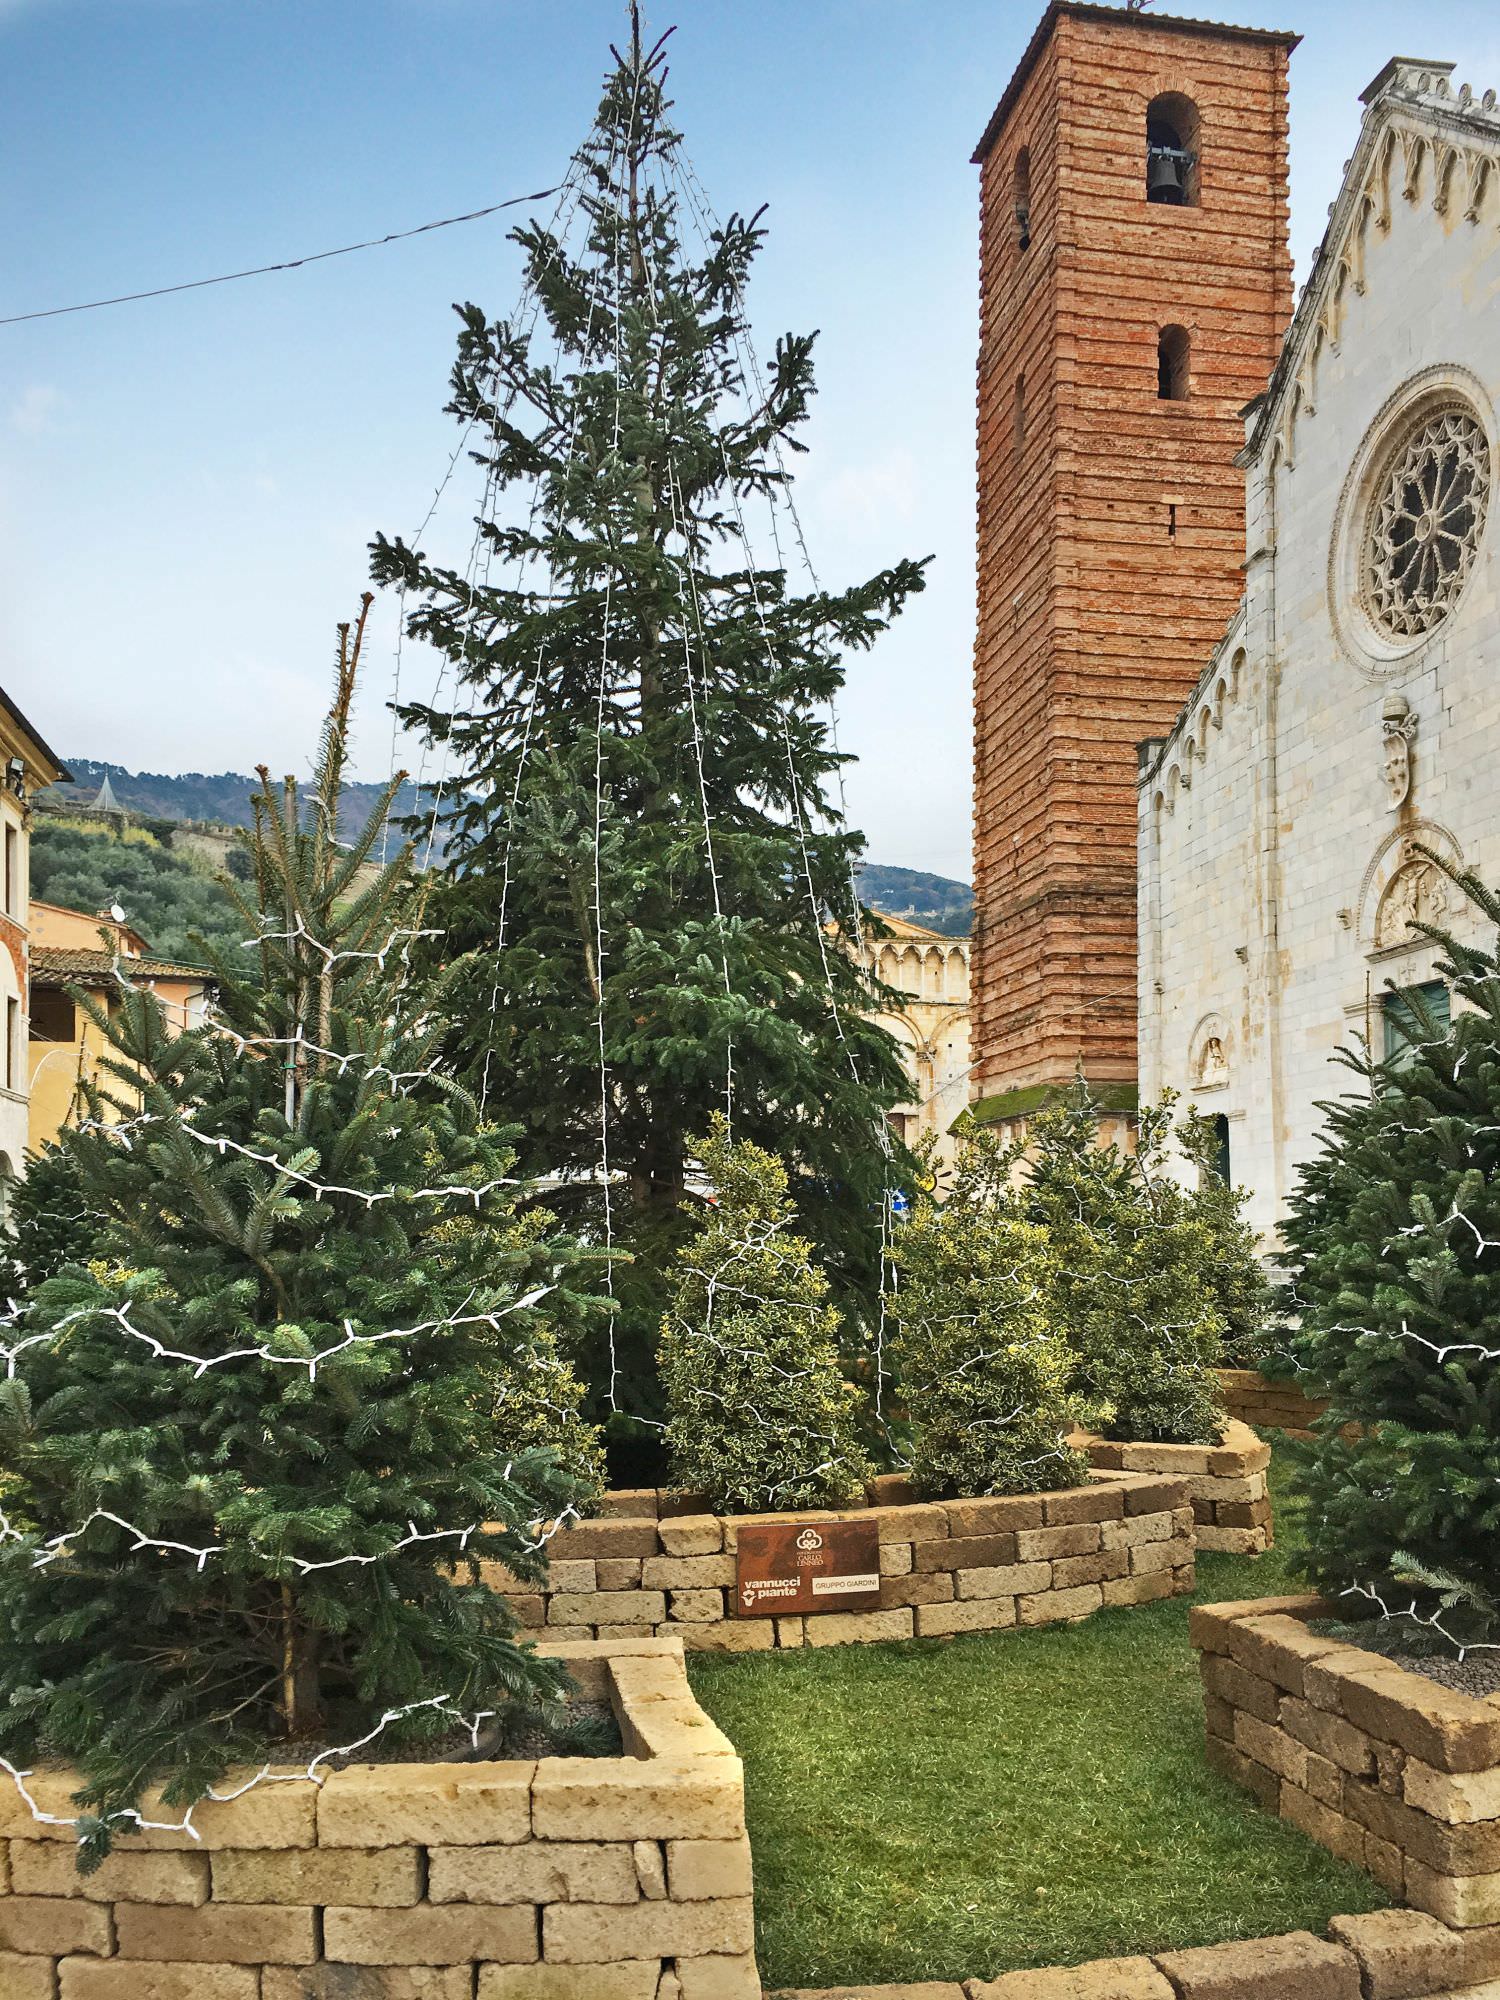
[109, 902, 127, 924]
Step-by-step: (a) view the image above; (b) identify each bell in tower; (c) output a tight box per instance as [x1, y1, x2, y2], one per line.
[1146, 100, 1197, 205]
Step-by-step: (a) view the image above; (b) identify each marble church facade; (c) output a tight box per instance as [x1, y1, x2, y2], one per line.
[1138, 57, 1500, 1240]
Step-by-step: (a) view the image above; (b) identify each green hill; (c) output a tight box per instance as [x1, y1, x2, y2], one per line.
[43, 761, 972, 942]
[47, 760, 415, 838]
[857, 864, 972, 936]
[30, 819, 242, 965]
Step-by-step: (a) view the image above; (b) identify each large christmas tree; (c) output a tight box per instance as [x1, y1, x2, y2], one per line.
[1286, 865, 1500, 1649]
[0, 606, 602, 1854]
[371, 12, 924, 1443]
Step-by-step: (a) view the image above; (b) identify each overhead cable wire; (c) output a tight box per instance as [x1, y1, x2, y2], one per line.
[0, 185, 564, 329]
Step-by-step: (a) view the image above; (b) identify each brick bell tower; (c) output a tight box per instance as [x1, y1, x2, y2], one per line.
[969, 1, 1296, 1125]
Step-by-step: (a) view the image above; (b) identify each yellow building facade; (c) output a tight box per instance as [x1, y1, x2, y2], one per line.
[854, 915, 971, 1176]
[0, 692, 70, 1198]
[27, 902, 212, 1154]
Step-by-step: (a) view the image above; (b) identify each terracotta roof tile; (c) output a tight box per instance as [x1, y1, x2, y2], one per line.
[30, 945, 214, 987]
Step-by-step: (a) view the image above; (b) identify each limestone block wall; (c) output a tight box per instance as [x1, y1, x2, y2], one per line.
[1139, 78, 1500, 1246]
[491, 1472, 1195, 1652]
[777, 1908, 1500, 1999]
[0, 1636, 758, 2000]
[1079, 1419, 1273, 1555]
[1216, 1366, 1329, 1439]
[1193, 1594, 1500, 1929]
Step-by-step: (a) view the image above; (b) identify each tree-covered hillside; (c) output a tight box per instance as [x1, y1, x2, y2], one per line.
[857, 864, 972, 935]
[45, 764, 973, 937]
[48, 761, 418, 838]
[30, 820, 241, 964]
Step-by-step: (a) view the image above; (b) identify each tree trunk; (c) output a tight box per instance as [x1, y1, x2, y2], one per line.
[278, 1583, 325, 1738]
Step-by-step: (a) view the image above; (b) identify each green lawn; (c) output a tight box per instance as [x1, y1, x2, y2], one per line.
[687, 1449, 1386, 1990]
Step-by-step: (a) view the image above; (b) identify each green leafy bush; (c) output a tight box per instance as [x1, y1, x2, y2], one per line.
[660, 1117, 870, 1512]
[891, 1127, 1087, 1498]
[1285, 863, 1500, 1651]
[1024, 1089, 1226, 1445]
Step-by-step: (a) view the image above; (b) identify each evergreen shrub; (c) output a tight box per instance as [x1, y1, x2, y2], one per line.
[891, 1127, 1087, 1498]
[0, 611, 603, 1857]
[1024, 1089, 1227, 1445]
[1286, 863, 1500, 1650]
[660, 1116, 870, 1512]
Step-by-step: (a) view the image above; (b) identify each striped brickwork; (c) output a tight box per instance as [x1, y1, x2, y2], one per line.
[971, 3, 1295, 1101]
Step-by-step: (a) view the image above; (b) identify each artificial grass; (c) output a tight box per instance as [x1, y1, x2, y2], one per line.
[687, 1447, 1387, 1989]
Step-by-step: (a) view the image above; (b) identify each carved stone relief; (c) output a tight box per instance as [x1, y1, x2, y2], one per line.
[1374, 847, 1450, 947]
[1381, 693, 1417, 810]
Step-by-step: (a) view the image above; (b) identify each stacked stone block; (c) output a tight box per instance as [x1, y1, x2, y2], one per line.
[489, 1473, 1195, 1653]
[1079, 1420, 1273, 1555]
[1216, 1367, 1330, 1440]
[0, 1636, 758, 2000]
[775, 1905, 1500, 1998]
[1194, 1593, 1500, 1932]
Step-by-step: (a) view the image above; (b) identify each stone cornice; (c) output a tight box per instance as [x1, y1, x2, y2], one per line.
[1241, 64, 1500, 475]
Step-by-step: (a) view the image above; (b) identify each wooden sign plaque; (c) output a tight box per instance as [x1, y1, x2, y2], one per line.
[733, 1518, 881, 1618]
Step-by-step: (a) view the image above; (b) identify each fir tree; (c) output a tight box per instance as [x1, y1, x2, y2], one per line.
[0, 1144, 99, 1307]
[1286, 863, 1500, 1650]
[891, 1128, 1087, 1499]
[1023, 1087, 1226, 1444]
[370, 12, 925, 1437]
[659, 1116, 869, 1512]
[0, 603, 602, 1856]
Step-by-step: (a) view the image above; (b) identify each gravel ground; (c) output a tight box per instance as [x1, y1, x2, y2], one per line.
[1401, 1652, 1500, 1698]
[1310, 1620, 1500, 1698]
[284, 1697, 621, 1766]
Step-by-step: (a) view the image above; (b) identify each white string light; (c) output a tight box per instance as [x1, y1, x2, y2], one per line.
[0, 1291, 553, 1383]
[79, 1109, 516, 1209]
[0, 1690, 515, 1844]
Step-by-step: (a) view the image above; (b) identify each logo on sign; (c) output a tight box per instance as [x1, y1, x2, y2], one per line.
[795, 1528, 823, 1552]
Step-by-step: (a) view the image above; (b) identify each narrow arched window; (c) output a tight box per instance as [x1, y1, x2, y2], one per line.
[1146, 93, 1200, 206]
[1211, 1115, 1231, 1186]
[1014, 371, 1026, 453]
[1013, 147, 1032, 251]
[1158, 324, 1190, 401]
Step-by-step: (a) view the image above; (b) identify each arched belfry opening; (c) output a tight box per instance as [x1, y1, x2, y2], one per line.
[1013, 146, 1032, 249]
[1146, 93, 1200, 205]
[1158, 324, 1191, 400]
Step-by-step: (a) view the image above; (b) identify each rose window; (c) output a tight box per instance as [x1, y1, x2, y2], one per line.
[1363, 408, 1490, 638]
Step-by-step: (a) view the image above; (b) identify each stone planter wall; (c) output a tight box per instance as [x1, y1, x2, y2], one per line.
[773, 1907, 1500, 1999]
[1217, 1366, 1330, 1439]
[0, 1635, 759, 2000]
[1079, 1420, 1273, 1555]
[1193, 1592, 1500, 1929]
[491, 1472, 1196, 1653]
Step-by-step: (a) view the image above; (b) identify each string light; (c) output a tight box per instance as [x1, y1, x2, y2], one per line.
[0, 1292, 553, 1383]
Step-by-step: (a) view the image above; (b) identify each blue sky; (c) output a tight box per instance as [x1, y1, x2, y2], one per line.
[4, 0, 1499, 883]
